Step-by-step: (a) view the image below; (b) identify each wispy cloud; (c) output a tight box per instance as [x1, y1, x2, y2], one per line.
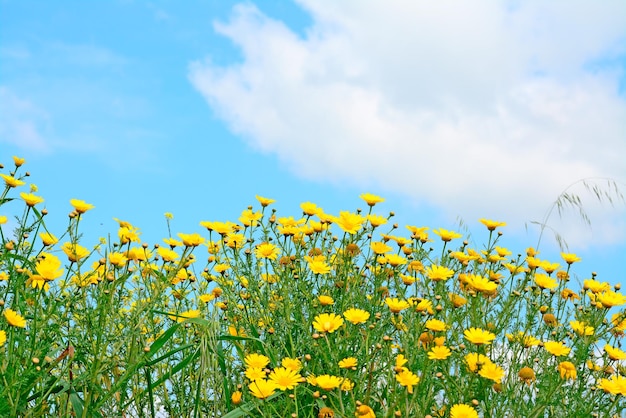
[0, 86, 51, 152]
[189, 0, 626, 247]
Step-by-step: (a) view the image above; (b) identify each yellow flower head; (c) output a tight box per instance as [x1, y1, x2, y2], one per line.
[335, 211, 365, 234]
[371, 241, 392, 255]
[318, 295, 334, 306]
[62, 242, 90, 262]
[561, 252, 581, 264]
[450, 404, 479, 418]
[534, 273, 558, 290]
[385, 297, 410, 314]
[312, 313, 344, 333]
[465, 353, 493, 373]
[248, 379, 277, 399]
[4, 308, 27, 328]
[604, 344, 626, 361]
[300, 201, 322, 216]
[339, 357, 358, 369]
[343, 308, 370, 325]
[0, 173, 25, 188]
[360, 193, 385, 206]
[478, 362, 505, 383]
[597, 290, 626, 308]
[425, 265, 455, 282]
[570, 320, 594, 336]
[255, 195, 276, 207]
[20, 192, 44, 207]
[464, 327, 496, 345]
[70, 199, 95, 214]
[544, 341, 571, 357]
[428, 345, 452, 360]
[268, 366, 302, 390]
[177, 233, 205, 247]
[425, 319, 447, 332]
[432, 228, 462, 242]
[479, 219, 506, 231]
[395, 369, 419, 394]
[558, 361, 577, 380]
[282, 357, 302, 372]
[314, 374, 342, 390]
[245, 353, 270, 369]
[355, 405, 375, 418]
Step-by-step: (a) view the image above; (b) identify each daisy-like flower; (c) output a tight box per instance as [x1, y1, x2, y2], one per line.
[395, 369, 419, 394]
[177, 232, 205, 247]
[12, 156, 25, 166]
[239, 209, 262, 226]
[245, 353, 270, 369]
[312, 313, 344, 333]
[371, 241, 392, 254]
[343, 308, 370, 325]
[4, 308, 26, 328]
[255, 195, 275, 207]
[478, 362, 505, 383]
[425, 265, 455, 282]
[544, 341, 571, 357]
[360, 193, 385, 206]
[319, 407, 335, 418]
[269, 367, 302, 390]
[385, 297, 410, 313]
[465, 274, 498, 295]
[605, 344, 626, 361]
[318, 295, 334, 306]
[168, 309, 200, 323]
[339, 357, 358, 369]
[305, 255, 332, 275]
[583, 279, 611, 294]
[534, 273, 558, 290]
[449, 293, 467, 308]
[69, 199, 95, 214]
[465, 353, 492, 372]
[558, 361, 577, 380]
[335, 211, 366, 234]
[245, 367, 267, 381]
[570, 320, 594, 336]
[248, 379, 278, 399]
[450, 404, 479, 418]
[109, 252, 128, 268]
[432, 228, 462, 242]
[39, 232, 58, 246]
[425, 319, 447, 332]
[0, 330, 6, 346]
[479, 219, 506, 231]
[518, 366, 536, 384]
[597, 290, 626, 308]
[596, 374, 626, 396]
[315, 374, 342, 390]
[282, 357, 302, 372]
[157, 247, 179, 262]
[355, 405, 375, 418]
[62, 242, 90, 263]
[561, 252, 581, 264]
[255, 242, 280, 260]
[464, 327, 496, 345]
[427, 346, 452, 360]
[300, 201, 322, 216]
[0, 173, 25, 188]
[367, 214, 387, 227]
[20, 192, 44, 207]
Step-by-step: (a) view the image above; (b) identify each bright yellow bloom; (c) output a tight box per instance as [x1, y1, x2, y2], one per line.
[199, 221, 235, 235]
[427, 346, 452, 360]
[341, 378, 354, 391]
[612, 312, 626, 332]
[596, 374, 626, 396]
[168, 309, 200, 323]
[415, 299, 434, 314]
[367, 214, 387, 227]
[312, 313, 344, 333]
[177, 233, 205, 247]
[12, 156, 25, 166]
[0, 215, 7, 224]
[464, 327, 496, 345]
[539, 260, 560, 274]
[385, 254, 407, 267]
[39, 232, 58, 246]
[254, 242, 279, 260]
[269, 366, 302, 390]
[449, 293, 467, 308]
[108, 252, 128, 267]
[0, 272, 7, 281]
[385, 298, 410, 314]
[0, 173, 25, 188]
[315, 374, 342, 390]
[239, 209, 262, 226]
[305, 255, 331, 275]
[518, 366, 536, 384]
[300, 201, 322, 216]
[0, 330, 6, 346]
[69, 199, 94, 214]
[245, 353, 270, 369]
[360, 193, 385, 206]
[282, 357, 302, 372]
[506, 331, 541, 348]
[245, 367, 267, 381]
[61, 242, 90, 262]
[395, 369, 419, 394]
[597, 290, 626, 308]
[4, 308, 26, 328]
[318, 295, 334, 306]
[371, 241, 392, 255]
[534, 273, 558, 290]
[248, 379, 278, 399]
[157, 247, 179, 262]
[558, 361, 577, 380]
[118, 226, 140, 244]
[561, 252, 581, 264]
[432, 228, 462, 242]
[20, 192, 44, 207]
[425, 265, 455, 282]
[570, 320, 594, 336]
[544, 341, 571, 357]
[231, 390, 242, 405]
[494, 246, 512, 257]
[255, 195, 275, 207]
[339, 357, 358, 369]
[479, 362, 505, 383]
[450, 404, 479, 418]
[584, 279, 610, 293]
[605, 344, 626, 361]
[355, 405, 375, 418]
[335, 211, 365, 234]
[479, 219, 506, 231]
[343, 308, 370, 325]
[465, 353, 493, 372]
[425, 319, 447, 332]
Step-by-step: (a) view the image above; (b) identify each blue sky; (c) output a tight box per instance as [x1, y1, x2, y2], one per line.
[1, 0, 625, 285]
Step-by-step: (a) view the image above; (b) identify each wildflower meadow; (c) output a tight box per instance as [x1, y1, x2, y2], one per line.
[0, 156, 624, 418]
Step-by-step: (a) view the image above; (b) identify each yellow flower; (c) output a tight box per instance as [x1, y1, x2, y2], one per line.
[605, 344, 626, 361]
[570, 320, 594, 336]
[367, 214, 387, 227]
[253, 242, 278, 260]
[109, 252, 128, 267]
[597, 290, 626, 308]
[39, 232, 58, 246]
[0, 215, 7, 224]
[239, 209, 262, 226]
[335, 211, 365, 234]
[318, 295, 334, 306]
[4, 308, 26, 328]
[69, 199, 94, 214]
[425, 265, 455, 282]
[478, 362, 505, 383]
[450, 404, 479, 418]
[464, 327, 496, 345]
[479, 219, 506, 231]
[339, 357, 358, 369]
[305, 255, 331, 275]
[255, 195, 276, 207]
[245, 367, 267, 381]
[301, 201, 322, 216]
[20, 192, 44, 207]
[355, 405, 375, 418]
[360, 193, 385, 206]
[312, 313, 344, 333]
[282, 357, 302, 372]
[245, 353, 270, 369]
[561, 252, 581, 264]
[231, 390, 242, 405]
[168, 309, 201, 323]
[12, 156, 25, 166]
[539, 261, 560, 274]
[157, 247, 179, 262]
[395, 369, 419, 393]
[597, 375, 626, 396]
[385, 298, 410, 314]
[385, 254, 407, 267]
[534, 273, 558, 290]
[371, 241, 392, 255]
[427, 346, 452, 360]
[340, 378, 354, 391]
[465, 353, 492, 372]
[0, 330, 6, 346]
[343, 308, 370, 325]
[248, 379, 278, 399]
[432, 228, 462, 242]
[558, 361, 577, 380]
[449, 293, 467, 308]
[269, 366, 302, 390]
[318, 407, 335, 418]
[199, 221, 235, 235]
[315, 374, 342, 390]
[583, 279, 610, 293]
[177, 232, 205, 247]
[518, 366, 536, 384]
[544, 341, 571, 357]
[0, 173, 25, 188]
[465, 274, 497, 295]
[62, 242, 90, 262]
[425, 319, 447, 332]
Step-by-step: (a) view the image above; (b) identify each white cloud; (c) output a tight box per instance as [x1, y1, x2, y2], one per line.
[0, 86, 51, 152]
[188, 1, 626, 248]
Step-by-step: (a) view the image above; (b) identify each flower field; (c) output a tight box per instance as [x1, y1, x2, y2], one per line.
[1, 156, 625, 417]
